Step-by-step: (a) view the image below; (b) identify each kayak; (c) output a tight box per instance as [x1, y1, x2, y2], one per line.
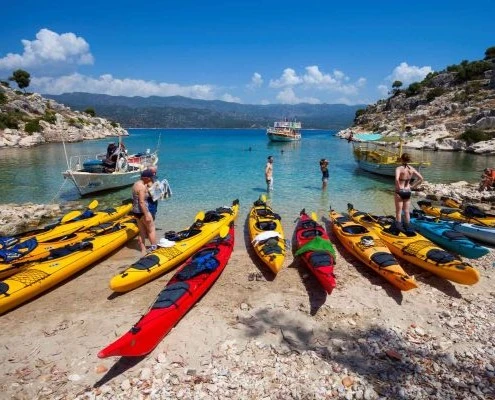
[98, 224, 235, 358]
[110, 200, 239, 292]
[329, 210, 417, 291]
[248, 197, 285, 274]
[293, 210, 336, 294]
[0, 200, 132, 248]
[409, 213, 489, 259]
[450, 221, 495, 246]
[0, 217, 139, 314]
[0, 222, 131, 280]
[417, 200, 495, 226]
[348, 204, 480, 285]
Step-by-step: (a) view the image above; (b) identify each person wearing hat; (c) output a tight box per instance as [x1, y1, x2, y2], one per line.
[131, 169, 157, 254]
[146, 166, 159, 220]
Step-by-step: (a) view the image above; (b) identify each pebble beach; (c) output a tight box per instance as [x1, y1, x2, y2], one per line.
[1, 206, 494, 400]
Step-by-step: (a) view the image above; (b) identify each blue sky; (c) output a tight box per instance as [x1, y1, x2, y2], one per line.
[0, 0, 493, 105]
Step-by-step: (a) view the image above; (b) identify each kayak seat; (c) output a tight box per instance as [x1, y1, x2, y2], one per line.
[103, 207, 118, 214]
[0, 281, 10, 295]
[440, 208, 458, 215]
[49, 241, 93, 259]
[0, 237, 38, 262]
[425, 249, 456, 264]
[256, 209, 282, 220]
[301, 229, 323, 239]
[192, 248, 219, 260]
[261, 237, 282, 255]
[442, 230, 466, 240]
[132, 254, 160, 270]
[177, 255, 219, 280]
[335, 216, 351, 225]
[204, 211, 223, 222]
[371, 252, 397, 268]
[152, 282, 190, 309]
[463, 205, 486, 218]
[309, 251, 333, 268]
[342, 225, 368, 235]
[0, 236, 18, 249]
[257, 221, 277, 231]
[89, 222, 113, 233]
[216, 206, 234, 215]
[165, 229, 201, 241]
[301, 220, 318, 229]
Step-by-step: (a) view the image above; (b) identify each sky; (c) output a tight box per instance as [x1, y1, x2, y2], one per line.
[0, 0, 493, 106]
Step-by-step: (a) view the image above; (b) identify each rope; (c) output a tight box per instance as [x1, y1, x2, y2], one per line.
[49, 178, 69, 204]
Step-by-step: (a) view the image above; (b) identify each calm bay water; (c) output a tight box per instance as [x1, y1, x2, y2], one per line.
[0, 129, 493, 231]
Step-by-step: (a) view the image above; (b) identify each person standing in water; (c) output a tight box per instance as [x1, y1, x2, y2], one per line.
[320, 158, 329, 189]
[265, 156, 274, 192]
[394, 153, 424, 232]
[131, 169, 157, 254]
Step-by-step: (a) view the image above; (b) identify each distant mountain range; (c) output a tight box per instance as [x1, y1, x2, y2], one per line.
[44, 92, 365, 129]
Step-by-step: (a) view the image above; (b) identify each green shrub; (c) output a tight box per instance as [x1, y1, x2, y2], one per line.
[405, 82, 422, 97]
[426, 87, 445, 102]
[0, 81, 10, 88]
[452, 90, 468, 103]
[84, 107, 96, 117]
[42, 111, 57, 124]
[0, 92, 7, 105]
[110, 121, 119, 128]
[460, 129, 492, 145]
[354, 109, 366, 119]
[0, 113, 20, 129]
[25, 119, 43, 134]
[14, 90, 23, 95]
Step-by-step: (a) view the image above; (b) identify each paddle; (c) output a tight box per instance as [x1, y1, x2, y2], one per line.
[311, 212, 318, 222]
[195, 211, 205, 222]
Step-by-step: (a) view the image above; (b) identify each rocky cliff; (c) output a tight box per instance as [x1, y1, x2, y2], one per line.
[0, 85, 127, 148]
[339, 55, 495, 154]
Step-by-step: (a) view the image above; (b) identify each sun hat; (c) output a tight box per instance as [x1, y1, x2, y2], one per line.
[158, 237, 175, 247]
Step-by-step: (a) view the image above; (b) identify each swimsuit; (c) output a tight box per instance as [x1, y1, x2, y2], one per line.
[396, 189, 412, 200]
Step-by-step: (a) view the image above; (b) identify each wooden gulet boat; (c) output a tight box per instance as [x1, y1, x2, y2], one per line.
[267, 120, 302, 142]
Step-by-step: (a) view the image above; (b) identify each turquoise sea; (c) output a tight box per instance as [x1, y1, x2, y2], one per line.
[0, 129, 494, 231]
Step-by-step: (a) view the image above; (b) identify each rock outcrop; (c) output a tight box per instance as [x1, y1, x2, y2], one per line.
[338, 54, 495, 154]
[0, 86, 127, 148]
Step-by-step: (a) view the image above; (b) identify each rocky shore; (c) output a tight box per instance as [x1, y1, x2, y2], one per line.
[0, 86, 126, 148]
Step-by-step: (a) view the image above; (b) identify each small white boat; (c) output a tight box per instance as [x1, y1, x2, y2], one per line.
[267, 120, 302, 142]
[62, 142, 158, 196]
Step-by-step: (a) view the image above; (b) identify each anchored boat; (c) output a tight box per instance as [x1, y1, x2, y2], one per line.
[267, 120, 302, 142]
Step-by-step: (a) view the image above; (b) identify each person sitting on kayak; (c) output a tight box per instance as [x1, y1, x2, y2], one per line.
[394, 153, 424, 233]
[479, 168, 495, 191]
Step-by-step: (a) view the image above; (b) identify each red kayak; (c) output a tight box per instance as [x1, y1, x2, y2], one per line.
[98, 223, 235, 358]
[293, 210, 336, 294]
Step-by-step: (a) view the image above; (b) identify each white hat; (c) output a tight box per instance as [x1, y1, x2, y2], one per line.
[158, 237, 175, 248]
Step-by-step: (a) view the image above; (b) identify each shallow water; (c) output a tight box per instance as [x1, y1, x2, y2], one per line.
[0, 129, 494, 231]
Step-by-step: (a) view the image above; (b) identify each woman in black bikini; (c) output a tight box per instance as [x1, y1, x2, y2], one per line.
[395, 153, 423, 231]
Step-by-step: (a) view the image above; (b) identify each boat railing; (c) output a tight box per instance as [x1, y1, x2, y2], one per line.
[67, 152, 157, 172]
[273, 121, 302, 129]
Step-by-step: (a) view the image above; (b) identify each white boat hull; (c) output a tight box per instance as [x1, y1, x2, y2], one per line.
[452, 222, 495, 245]
[267, 132, 301, 142]
[63, 152, 158, 196]
[356, 160, 396, 176]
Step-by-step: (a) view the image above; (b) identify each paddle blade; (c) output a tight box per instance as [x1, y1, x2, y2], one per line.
[311, 212, 318, 221]
[88, 200, 99, 210]
[219, 225, 230, 238]
[260, 194, 267, 203]
[61, 210, 82, 223]
[195, 211, 205, 222]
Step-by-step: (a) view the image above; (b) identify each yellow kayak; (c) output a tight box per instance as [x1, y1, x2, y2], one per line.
[0, 218, 139, 314]
[329, 210, 417, 291]
[348, 204, 479, 285]
[0, 222, 128, 280]
[418, 200, 495, 226]
[248, 197, 285, 274]
[110, 200, 239, 292]
[1, 200, 132, 247]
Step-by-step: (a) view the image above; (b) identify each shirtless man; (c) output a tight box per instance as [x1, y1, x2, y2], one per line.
[265, 156, 274, 192]
[395, 153, 423, 231]
[131, 169, 157, 254]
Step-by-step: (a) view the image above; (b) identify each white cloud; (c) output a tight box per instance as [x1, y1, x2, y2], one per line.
[388, 62, 433, 86]
[269, 68, 303, 88]
[377, 84, 389, 97]
[0, 29, 94, 73]
[247, 72, 263, 90]
[276, 88, 321, 104]
[30, 73, 232, 100]
[221, 93, 241, 103]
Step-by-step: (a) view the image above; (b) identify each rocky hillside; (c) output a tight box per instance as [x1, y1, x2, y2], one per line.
[0, 85, 127, 148]
[341, 50, 495, 153]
